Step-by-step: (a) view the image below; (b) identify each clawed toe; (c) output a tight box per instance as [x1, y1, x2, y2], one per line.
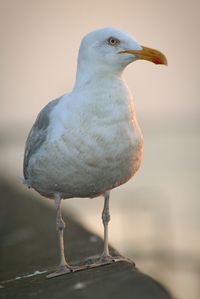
[84, 254, 135, 269]
[47, 265, 73, 278]
[99, 254, 115, 263]
[47, 263, 91, 278]
[47, 255, 135, 278]
[111, 255, 136, 266]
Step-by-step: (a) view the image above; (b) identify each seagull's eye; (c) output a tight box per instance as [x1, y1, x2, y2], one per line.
[107, 37, 120, 46]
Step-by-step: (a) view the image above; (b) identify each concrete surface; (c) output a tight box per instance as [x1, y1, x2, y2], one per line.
[0, 179, 174, 299]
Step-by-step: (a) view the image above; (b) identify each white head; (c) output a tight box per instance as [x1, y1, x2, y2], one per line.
[75, 28, 167, 88]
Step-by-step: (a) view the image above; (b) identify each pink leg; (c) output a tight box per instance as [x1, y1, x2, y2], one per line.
[101, 191, 111, 260]
[84, 191, 136, 268]
[47, 193, 72, 278]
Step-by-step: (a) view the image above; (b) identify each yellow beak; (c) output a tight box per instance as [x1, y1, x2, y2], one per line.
[118, 46, 168, 65]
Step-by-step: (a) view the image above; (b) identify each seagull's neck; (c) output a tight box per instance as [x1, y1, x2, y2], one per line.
[73, 59, 124, 91]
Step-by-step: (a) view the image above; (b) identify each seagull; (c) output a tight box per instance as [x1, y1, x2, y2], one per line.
[23, 28, 167, 278]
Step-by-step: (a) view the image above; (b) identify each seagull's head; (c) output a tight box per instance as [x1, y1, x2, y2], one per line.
[77, 28, 167, 76]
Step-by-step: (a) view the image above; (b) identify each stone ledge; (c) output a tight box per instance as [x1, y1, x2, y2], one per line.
[0, 179, 173, 299]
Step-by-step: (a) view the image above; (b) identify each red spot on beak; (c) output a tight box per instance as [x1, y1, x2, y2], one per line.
[152, 56, 164, 65]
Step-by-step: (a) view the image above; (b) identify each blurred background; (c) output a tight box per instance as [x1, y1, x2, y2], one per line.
[0, 0, 199, 298]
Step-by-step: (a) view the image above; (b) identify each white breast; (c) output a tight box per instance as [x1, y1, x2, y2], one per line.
[28, 77, 143, 198]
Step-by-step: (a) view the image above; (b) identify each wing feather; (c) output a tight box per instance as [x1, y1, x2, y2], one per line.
[23, 97, 61, 179]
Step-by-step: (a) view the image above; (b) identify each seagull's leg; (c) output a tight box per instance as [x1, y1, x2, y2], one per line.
[101, 190, 111, 261]
[84, 191, 136, 268]
[47, 193, 72, 278]
[55, 193, 69, 269]
[83, 191, 112, 266]
[100, 191, 135, 265]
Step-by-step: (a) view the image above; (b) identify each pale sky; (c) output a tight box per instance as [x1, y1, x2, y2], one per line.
[1, 0, 199, 128]
[1, 3, 199, 298]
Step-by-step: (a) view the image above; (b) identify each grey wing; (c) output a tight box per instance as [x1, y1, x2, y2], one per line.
[23, 97, 61, 179]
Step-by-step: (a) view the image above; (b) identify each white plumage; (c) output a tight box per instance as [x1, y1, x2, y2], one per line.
[23, 28, 167, 277]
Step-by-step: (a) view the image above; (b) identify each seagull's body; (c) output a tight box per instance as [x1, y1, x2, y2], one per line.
[24, 77, 142, 199]
[23, 28, 167, 277]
